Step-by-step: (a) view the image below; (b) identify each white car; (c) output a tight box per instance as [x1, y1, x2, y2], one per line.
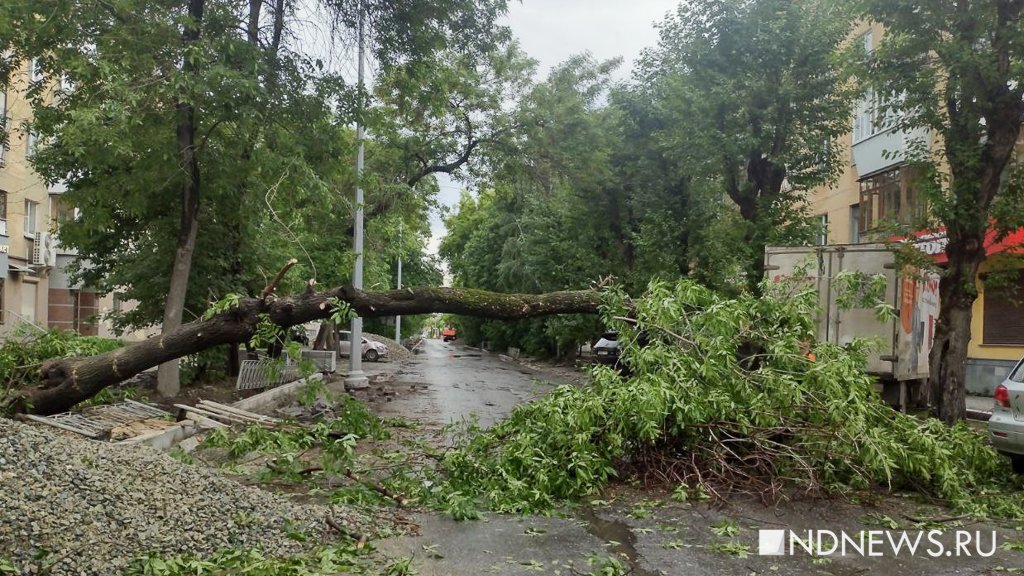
[338, 330, 389, 362]
[988, 355, 1024, 473]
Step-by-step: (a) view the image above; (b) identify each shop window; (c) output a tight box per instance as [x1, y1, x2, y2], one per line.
[984, 276, 1024, 346]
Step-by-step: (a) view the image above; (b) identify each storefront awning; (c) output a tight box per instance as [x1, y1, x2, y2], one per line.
[900, 226, 1024, 264]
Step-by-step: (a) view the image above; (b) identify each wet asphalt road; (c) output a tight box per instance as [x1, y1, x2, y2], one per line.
[371, 338, 562, 428]
[369, 340, 1023, 575]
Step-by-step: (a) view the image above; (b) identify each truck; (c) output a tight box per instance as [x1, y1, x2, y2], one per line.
[764, 243, 940, 410]
[441, 326, 458, 342]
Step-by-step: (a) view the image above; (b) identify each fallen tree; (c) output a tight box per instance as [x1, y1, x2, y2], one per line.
[440, 279, 1020, 518]
[6, 281, 601, 416]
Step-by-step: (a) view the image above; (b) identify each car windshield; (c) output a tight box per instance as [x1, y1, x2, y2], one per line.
[600, 332, 618, 341]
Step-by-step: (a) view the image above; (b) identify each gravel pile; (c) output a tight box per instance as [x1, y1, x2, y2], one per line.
[0, 419, 367, 575]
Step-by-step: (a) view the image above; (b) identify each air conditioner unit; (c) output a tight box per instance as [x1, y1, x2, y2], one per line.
[31, 232, 55, 267]
[32, 232, 44, 265]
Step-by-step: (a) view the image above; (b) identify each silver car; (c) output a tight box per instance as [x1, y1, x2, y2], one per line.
[338, 330, 390, 362]
[988, 355, 1024, 473]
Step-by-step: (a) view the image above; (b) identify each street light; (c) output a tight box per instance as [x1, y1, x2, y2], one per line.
[345, 0, 369, 390]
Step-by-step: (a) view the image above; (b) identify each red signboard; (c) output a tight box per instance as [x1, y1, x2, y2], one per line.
[900, 226, 1024, 264]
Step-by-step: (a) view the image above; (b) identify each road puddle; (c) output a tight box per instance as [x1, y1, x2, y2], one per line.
[578, 506, 659, 576]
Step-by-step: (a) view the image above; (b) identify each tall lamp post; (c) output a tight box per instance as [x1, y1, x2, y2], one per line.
[345, 0, 369, 390]
[395, 222, 402, 343]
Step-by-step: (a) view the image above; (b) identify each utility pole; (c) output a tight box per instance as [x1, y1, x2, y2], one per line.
[395, 222, 402, 343]
[345, 0, 369, 390]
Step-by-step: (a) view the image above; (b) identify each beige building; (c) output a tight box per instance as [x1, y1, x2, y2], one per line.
[2, 59, 52, 335]
[806, 23, 1024, 394]
[1, 59, 102, 338]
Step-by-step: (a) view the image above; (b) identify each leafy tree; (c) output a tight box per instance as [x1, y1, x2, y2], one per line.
[856, 0, 1024, 423]
[440, 56, 627, 356]
[0, 0, 511, 393]
[637, 0, 854, 290]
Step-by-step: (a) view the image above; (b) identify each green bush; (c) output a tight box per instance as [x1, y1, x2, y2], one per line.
[440, 279, 1021, 516]
[0, 329, 122, 390]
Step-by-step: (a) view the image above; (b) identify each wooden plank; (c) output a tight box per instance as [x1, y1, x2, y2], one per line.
[183, 412, 230, 429]
[194, 403, 270, 424]
[172, 404, 271, 428]
[197, 400, 279, 423]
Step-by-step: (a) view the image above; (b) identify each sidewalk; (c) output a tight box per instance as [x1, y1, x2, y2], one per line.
[967, 393, 994, 414]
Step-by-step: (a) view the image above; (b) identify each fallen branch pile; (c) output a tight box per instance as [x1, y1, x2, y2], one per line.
[439, 279, 1019, 517]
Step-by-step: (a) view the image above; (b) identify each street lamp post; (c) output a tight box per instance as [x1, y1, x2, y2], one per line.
[345, 0, 369, 390]
[395, 222, 402, 343]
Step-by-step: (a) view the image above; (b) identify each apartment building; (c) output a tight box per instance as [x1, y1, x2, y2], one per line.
[806, 23, 1024, 394]
[1, 59, 101, 338]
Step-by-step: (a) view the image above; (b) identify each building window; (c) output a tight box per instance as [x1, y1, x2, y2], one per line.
[0, 279, 4, 324]
[817, 213, 829, 246]
[0, 88, 7, 167]
[24, 200, 38, 236]
[0, 190, 7, 237]
[857, 167, 923, 235]
[849, 204, 860, 244]
[29, 58, 44, 83]
[852, 90, 896, 144]
[862, 30, 873, 55]
[983, 276, 1024, 346]
[26, 129, 37, 158]
[51, 196, 76, 225]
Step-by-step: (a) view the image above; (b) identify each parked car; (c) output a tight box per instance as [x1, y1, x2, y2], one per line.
[338, 330, 390, 362]
[592, 331, 620, 365]
[988, 355, 1024, 473]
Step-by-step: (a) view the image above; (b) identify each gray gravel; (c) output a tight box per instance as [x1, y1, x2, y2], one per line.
[0, 418, 367, 575]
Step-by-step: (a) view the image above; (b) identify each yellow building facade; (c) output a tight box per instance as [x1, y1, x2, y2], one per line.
[0, 59, 52, 335]
[806, 23, 1024, 394]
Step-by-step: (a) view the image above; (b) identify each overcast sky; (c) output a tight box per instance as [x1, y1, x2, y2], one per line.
[426, 0, 680, 255]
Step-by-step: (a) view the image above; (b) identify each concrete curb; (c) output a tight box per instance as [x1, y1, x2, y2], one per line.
[231, 372, 325, 413]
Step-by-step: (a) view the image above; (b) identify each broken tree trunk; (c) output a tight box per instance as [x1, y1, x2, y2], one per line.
[12, 285, 601, 416]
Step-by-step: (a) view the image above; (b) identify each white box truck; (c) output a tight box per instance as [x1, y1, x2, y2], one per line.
[764, 244, 940, 410]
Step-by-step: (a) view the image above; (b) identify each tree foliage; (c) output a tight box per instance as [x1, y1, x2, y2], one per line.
[441, 278, 1021, 517]
[636, 0, 854, 289]
[0, 0, 512, 336]
[441, 0, 855, 355]
[855, 0, 1024, 422]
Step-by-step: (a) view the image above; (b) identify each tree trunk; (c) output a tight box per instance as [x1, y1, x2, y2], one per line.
[927, 245, 983, 424]
[10, 285, 602, 415]
[227, 344, 240, 377]
[156, 0, 206, 397]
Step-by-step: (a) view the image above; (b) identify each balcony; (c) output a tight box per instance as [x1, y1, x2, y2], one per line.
[851, 95, 928, 177]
